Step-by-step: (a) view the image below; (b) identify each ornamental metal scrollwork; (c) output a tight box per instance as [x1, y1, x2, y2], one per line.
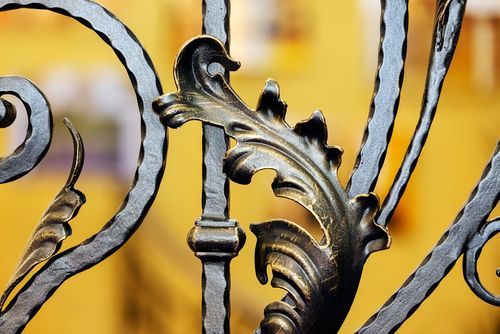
[359, 143, 499, 333]
[0, 119, 85, 311]
[155, 36, 391, 333]
[0, 1, 166, 333]
[463, 218, 499, 307]
[0, 0, 499, 333]
[153, 0, 498, 332]
[0, 76, 52, 183]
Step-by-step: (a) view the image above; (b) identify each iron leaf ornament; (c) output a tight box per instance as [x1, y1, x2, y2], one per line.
[154, 36, 391, 333]
[0, 0, 497, 332]
[0, 119, 85, 311]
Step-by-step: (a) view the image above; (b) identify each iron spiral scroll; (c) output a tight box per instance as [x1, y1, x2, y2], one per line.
[0, 0, 167, 332]
[0, 0, 498, 333]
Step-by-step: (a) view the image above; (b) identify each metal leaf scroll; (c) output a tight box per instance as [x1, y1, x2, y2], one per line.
[154, 36, 390, 333]
[0, 119, 85, 312]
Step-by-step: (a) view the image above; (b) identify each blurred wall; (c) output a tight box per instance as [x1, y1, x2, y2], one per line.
[0, 0, 498, 333]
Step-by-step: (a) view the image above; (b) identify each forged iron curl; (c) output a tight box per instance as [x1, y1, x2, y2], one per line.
[463, 218, 500, 306]
[0, 0, 167, 332]
[0, 96, 16, 128]
[359, 143, 500, 333]
[0, 76, 52, 184]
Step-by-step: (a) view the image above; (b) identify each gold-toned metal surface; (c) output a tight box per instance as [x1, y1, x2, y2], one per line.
[0, 119, 85, 311]
[154, 36, 390, 333]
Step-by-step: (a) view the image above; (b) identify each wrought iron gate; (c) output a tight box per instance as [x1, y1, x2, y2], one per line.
[0, 0, 498, 333]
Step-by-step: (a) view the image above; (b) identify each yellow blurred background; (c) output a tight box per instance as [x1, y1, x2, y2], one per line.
[0, 0, 499, 333]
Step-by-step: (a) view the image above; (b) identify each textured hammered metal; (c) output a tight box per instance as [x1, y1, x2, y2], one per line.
[154, 36, 390, 333]
[194, 2, 246, 333]
[358, 144, 499, 333]
[0, 1, 166, 332]
[0, 119, 85, 311]
[0, 76, 52, 184]
[0, 0, 498, 333]
[376, 0, 467, 227]
[347, 0, 408, 198]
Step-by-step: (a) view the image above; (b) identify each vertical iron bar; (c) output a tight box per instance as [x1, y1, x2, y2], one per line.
[187, 1, 245, 334]
[202, 0, 230, 221]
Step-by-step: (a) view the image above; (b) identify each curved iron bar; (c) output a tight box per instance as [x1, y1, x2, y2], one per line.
[347, 0, 408, 197]
[0, 0, 166, 332]
[0, 0, 496, 333]
[0, 95, 15, 129]
[0, 76, 52, 184]
[463, 218, 500, 306]
[358, 142, 499, 333]
[377, 0, 467, 227]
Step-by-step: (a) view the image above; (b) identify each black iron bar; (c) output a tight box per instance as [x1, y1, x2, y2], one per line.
[347, 0, 408, 198]
[377, 0, 467, 227]
[201, 0, 230, 221]
[0, 1, 166, 332]
[358, 143, 499, 333]
[1, 0, 497, 333]
[189, 1, 245, 334]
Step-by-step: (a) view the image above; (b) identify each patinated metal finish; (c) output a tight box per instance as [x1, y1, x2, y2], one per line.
[0, 0, 498, 333]
[154, 36, 391, 332]
[0, 119, 85, 311]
